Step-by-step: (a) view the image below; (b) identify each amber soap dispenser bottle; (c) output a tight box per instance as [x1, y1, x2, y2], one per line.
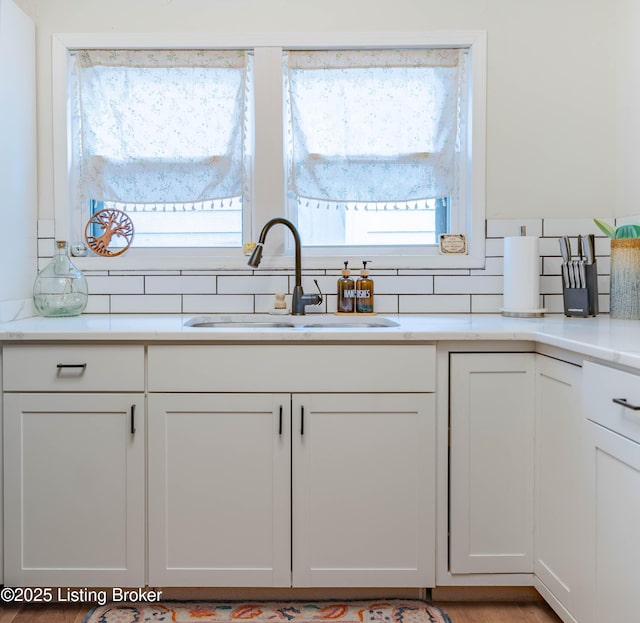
[356, 261, 374, 313]
[337, 261, 355, 313]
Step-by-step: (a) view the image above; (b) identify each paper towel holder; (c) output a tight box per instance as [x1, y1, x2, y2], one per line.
[501, 226, 546, 317]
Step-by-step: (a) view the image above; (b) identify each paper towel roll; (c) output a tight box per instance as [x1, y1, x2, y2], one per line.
[502, 236, 545, 317]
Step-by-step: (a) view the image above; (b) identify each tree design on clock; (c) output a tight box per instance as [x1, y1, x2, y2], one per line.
[84, 208, 135, 257]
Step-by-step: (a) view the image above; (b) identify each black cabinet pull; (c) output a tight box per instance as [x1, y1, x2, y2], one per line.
[613, 398, 640, 411]
[56, 363, 87, 370]
[300, 406, 304, 435]
[130, 404, 136, 435]
[279, 405, 283, 435]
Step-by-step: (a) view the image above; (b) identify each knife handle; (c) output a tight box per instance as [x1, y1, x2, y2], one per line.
[559, 237, 570, 263]
[583, 234, 595, 264]
[579, 260, 587, 288]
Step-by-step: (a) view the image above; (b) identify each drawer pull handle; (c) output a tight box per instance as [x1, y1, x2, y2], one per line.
[130, 404, 136, 435]
[56, 363, 87, 376]
[300, 406, 304, 435]
[613, 398, 640, 411]
[279, 405, 283, 435]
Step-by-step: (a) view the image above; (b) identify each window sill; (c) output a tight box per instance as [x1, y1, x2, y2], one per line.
[71, 248, 486, 273]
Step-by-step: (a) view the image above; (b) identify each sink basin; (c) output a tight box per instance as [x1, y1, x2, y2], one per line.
[188, 320, 296, 328]
[301, 318, 398, 328]
[184, 315, 398, 329]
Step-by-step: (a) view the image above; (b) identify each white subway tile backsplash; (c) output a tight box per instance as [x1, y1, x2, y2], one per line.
[145, 275, 216, 295]
[110, 270, 181, 276]
[86, 275, 144, 295]
[399, 268, 470, 276]
[255, 293, 293, 314]
[471, 295, 503, 314]
[594, 237, 611, 258]
[400, 294, 470, 313]
[484, 238, 504, 257]
[544, 294, 565, 314]
[35, 217, 612, 315]
[597, 257, 610, 274]
[368, 295, 399, 314]
[110, 294, 181, 314]
[471, 257, 503, 276]
[299, 275, 335, 297]
[218, 275, 289, 295]
[83, 295, 110, 314]
[371, 275, 433, 295]
[540, 275, 562, 295]
[183, 294, 254, 314]
[543, 256, 563, 275]
[434, 275, 503, 295]
[537, 237, 563, 257]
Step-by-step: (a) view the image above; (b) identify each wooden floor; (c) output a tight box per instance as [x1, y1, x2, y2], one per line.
[0, 601, 563, 623]
[434, 601, 563, 622]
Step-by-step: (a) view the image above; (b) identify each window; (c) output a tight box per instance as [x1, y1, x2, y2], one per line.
[68, 49, 251, 251]
[53, 33, 486, 268]
[285, 49, 465, 249]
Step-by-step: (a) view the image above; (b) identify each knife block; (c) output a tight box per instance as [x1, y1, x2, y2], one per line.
[563, 261, 599, 317]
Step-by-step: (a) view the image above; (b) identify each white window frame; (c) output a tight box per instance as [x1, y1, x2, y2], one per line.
[52, 31, 486, 271]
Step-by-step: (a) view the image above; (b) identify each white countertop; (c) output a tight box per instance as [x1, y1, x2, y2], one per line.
[2, 313, 640, 369]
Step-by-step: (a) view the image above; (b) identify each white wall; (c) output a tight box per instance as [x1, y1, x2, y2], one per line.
[0, 0, 36, 320]
[18, 0, 626, 223]
[615, 0, 640, 218]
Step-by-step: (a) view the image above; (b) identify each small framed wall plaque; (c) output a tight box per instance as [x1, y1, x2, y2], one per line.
[439, 233, 468, 254]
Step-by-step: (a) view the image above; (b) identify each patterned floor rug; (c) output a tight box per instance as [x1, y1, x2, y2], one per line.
[83, 599, 451, 623]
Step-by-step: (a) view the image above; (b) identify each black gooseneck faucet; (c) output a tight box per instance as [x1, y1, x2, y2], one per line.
[247, 217, 322, 315]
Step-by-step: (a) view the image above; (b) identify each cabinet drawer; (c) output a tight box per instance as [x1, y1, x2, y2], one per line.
[584, 361, 640, 443]
[3, 345, 144, 392]
[148, 344, 435, 393]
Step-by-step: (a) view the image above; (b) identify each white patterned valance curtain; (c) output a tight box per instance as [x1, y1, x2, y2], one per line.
[69, 49, 249, 208]
[285, 48, 465, 206]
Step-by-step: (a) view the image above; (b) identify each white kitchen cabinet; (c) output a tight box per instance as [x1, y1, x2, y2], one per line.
[589, 425, 640, 623]
[449, 352, 535, 574]
[4, 393, 145, 587]
[534, 355, 593, 623]
[292, 393, 435, 587]
[147, 393, 292, 587]
[147, 344, 436, 588]
[583, 361, 640, 623]
[3, 345, 145, 587]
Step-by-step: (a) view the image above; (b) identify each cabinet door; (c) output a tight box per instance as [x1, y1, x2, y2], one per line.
[292, 393, 435, 587]
[449, 353, 535, 574]
[148, 393, 291, 586]
[590, 422, 640, 622]
[3, 393, 145, 587]
[535, 355, 592, 623]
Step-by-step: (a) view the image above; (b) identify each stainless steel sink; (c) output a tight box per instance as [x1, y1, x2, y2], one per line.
[184, 315, 398, 329]
[301, 318, 398, 328]
[188, 320, 296, 328]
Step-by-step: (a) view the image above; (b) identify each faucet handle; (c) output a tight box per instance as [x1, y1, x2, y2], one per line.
[313, 279, 323, 305]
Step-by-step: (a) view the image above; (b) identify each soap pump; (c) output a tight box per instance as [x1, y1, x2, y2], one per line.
[337, 261, 355, 313]
[356, 261, 374, 313]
